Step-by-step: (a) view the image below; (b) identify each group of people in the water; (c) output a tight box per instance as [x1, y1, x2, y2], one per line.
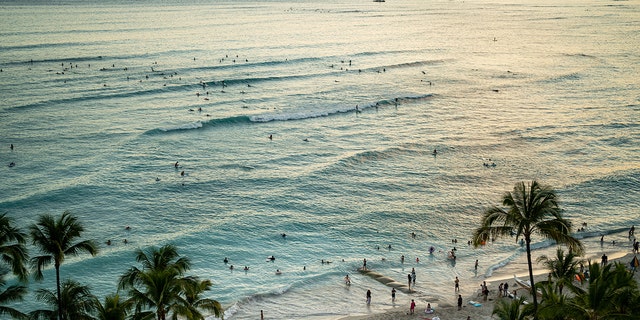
[104, 226, 131, 246]
[483, 160, 497, 167]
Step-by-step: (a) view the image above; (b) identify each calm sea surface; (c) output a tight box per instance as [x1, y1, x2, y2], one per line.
[1, 0, 639, 318]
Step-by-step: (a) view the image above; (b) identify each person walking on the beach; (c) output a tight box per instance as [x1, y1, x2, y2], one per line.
[407, 273, 412, 290]
[411, 267, 416, 285]
[503, 282, 509, 297]
[410, 299, 416, 314]
[457, 294, 463, 310]
[455, 276, 460, 292]
[391, 288, 396, 302]
[366, 289, 372, 304]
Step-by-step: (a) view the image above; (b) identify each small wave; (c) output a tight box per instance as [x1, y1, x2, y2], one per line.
[147, 94, 433, 134]
[485, 250, 523, 277]
[146, 116, 253, 134]
[251, 94, 433, 123]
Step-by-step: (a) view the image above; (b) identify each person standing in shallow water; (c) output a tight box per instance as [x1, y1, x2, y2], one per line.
[455, 276, 460, 292]
[366, 289, 372, 304]
[458, 294, 463, 310]
[391, 288, 396, 302]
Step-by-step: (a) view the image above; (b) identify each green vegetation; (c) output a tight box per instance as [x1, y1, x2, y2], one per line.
[0, 211, 223, 320]
[478, 181, 640, 319]
[473, 180, 583, 318]
[493, 259, 640, 320]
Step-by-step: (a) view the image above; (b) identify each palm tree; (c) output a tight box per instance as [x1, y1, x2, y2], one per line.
[472, 180, 583, 318]
[29, 211, 99, 320]
[537, 247, 582, 294]
[92, 293, 133, 320]
[536, 281, 571, 320]
[0, 276, 28, 319]
[119, 245, 192, 320]
[566, 261, 639, 319]
[0, 213, 29, 319]
[0, 213, 29, 281]
[30, 279, 96, 320]
[492, 296, 534, 320]
[172, 277, 224, 320]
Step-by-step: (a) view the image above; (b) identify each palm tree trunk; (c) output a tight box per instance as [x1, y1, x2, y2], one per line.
[56, 264, 63, 320]
[525, 236, 538, 320]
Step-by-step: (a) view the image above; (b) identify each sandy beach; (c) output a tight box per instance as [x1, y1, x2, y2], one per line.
[338, 248, 640, 320]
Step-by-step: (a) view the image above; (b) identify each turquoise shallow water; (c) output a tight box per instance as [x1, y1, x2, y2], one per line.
[0, 0, 639, 318]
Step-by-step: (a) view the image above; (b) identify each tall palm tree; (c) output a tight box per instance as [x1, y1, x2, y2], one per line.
[472, 180, 583, 318]
[0, 213, 29, 319]
[29, 211, 99, 320]
[92, 293, 133, 320]
[537, 247, 582, 294]
[172, 277, 224, 320]
[119, 245, 191, 320]
[30, 279, 96, 320]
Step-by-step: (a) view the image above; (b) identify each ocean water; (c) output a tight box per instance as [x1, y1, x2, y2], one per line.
[1, 0, 639, 318]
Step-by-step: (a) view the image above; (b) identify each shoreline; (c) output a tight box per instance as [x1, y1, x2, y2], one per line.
[336, 232, 639, 320]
